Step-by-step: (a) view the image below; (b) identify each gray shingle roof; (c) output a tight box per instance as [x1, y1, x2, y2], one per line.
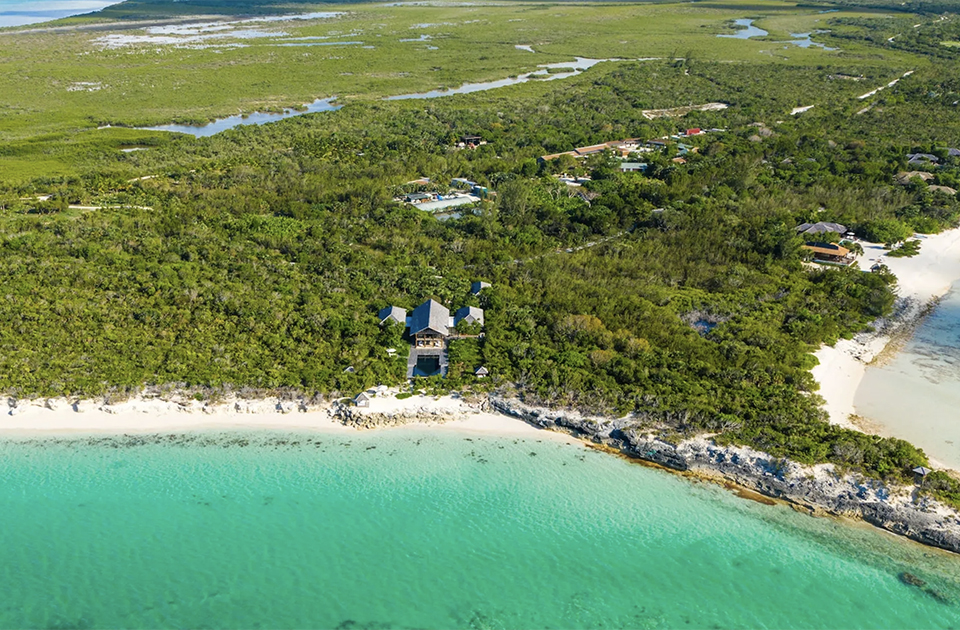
[470, 281, 491, 295]
[796, 222, 847, 235]
[378, 306, 407, 325]
[454, 306, 484, 326]
[907, 153, 939, 164]
[409, 299, 449, 336]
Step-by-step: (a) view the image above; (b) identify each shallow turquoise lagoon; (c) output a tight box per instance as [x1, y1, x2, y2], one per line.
[1, 431, 958, 629]
[856, 279, 960, 469]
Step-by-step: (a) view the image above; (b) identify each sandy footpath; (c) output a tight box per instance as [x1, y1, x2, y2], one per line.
[0, 392, 578, 443]
[812, 228, 960, 428]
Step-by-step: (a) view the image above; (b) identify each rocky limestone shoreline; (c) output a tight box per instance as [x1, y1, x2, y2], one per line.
[490, 397, 960, 555]
[327, 397, 486, 430]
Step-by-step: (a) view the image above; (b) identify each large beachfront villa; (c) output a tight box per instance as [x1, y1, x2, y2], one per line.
[796, 222, 858, 266]
[379, 293, 486, 378]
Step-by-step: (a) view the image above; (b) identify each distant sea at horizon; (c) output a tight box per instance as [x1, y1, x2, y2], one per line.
[2, 429, 959, 629]
[0, 0, 119, 27]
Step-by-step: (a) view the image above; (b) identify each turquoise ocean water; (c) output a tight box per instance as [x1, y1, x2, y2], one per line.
[2, 430, 959, 629]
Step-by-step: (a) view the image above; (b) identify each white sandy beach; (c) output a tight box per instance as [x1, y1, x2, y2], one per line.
[0, 392, 579, 443]
[812, 228, 960, 429]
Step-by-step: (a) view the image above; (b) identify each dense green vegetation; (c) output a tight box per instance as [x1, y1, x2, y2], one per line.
[0, 0, 929, 181]
[3, 0, 960, 503]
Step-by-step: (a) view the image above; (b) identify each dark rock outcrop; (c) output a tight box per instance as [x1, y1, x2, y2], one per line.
[329, 401, 461, 430]
[491, 397, 960, 555]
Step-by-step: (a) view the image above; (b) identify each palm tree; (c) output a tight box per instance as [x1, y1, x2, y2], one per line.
[843, 241, 864, 257]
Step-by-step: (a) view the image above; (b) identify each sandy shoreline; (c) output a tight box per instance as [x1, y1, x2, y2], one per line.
[811, 228, 960, 430]
[0, 392, 580, 444]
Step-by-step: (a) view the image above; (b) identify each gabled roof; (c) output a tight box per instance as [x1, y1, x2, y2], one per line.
[895, 171, 936, 185]
[796, 222, 847, 235]
[409, 299, 449, 336]
[574, 144, 610, 156]
[475, 366, 489, 376]
[540, 151, 578, 161]
[378, 306, 407, 325]
[907, 153, 939, 164]
[470, 281, 491, 295]
[454, 305, 484, 326]
[803, 243, 850, 257]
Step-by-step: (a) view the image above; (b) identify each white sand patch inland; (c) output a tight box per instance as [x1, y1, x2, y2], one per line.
[641, 102, 727, 119]
[67, 81, 104, 92]
[857, 69, 914, 100]
[812, 228, 960, 427]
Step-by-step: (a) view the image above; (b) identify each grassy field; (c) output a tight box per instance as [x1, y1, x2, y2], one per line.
[0, 0, 937, 181]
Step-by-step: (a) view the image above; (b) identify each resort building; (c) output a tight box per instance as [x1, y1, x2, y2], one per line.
[796, 222, 847, 237]
[470, 281, 491, 295]
[895, 171, 936, 185]
[457, 135, 486, 149]
[454, 306, 484, 327]
[403, 192, 434, 204]
[802, 243, 855, 266]
[540, 138, 648, 162]
[451, 178, 490, 198]
[396, 178, 492, 214]
[378, 297, 486, 378]
[907, 153, 939, 166]
[408, 299, 450, 348]
[378, 305, 407, 326]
